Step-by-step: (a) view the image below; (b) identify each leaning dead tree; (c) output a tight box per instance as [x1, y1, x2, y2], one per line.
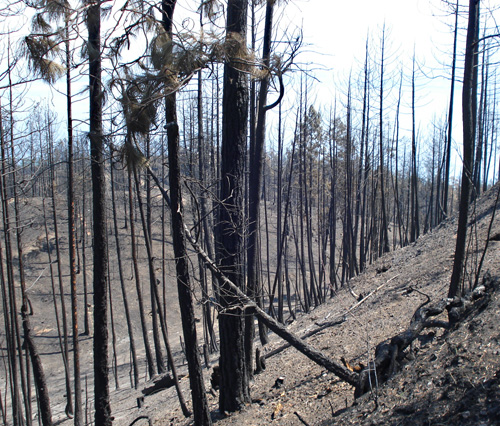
[144, 163, 359, 387]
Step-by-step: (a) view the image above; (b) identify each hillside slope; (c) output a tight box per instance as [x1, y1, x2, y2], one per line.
[139, 183, 500, 426]
[14, 183, 499, 426]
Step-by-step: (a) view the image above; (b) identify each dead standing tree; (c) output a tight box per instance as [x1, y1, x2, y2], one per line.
[86, 0, 112, 421]
[161, 0, 212, 423]
[449, 0, 480, 299]
[215, 0, 252, 411]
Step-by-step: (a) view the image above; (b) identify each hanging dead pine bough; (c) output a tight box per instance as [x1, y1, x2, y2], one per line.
[354, 273, 498, 398]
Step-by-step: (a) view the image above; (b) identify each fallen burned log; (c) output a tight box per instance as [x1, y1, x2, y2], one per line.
[354, 274, 498, 398]
[263, 275, 399, 361]
[142, 373, 186, 397]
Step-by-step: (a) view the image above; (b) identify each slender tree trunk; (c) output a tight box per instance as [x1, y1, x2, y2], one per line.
[164, 79, 212, 423]
[110, 158, 139, 389]
[443, 0, 459, 219]
[65, 21, 82, 424]
[355, 39, 369, 269]
[136, 168, 165, 374]
[246, 0, 276, 374]
[378, 25, 390, 255]
[133, 165, 191, 417]
[410, 54, 420, 243]
[1, 104, 27, 426]
[449, 0, 480, 299]
[143, 149, 166, 376]
[106, 255, 119, 389]
[81, 172, 90, 336]
[473, 39, 488, 196]
[268, 115, 298, 315]
[329, 110, 338, 292]
[196, 70, 217, 353]
[43, 198, 69, 421]
[160, 14, 209, 422]
[48, 126, 73, 419]
[0, 234, 22, 426]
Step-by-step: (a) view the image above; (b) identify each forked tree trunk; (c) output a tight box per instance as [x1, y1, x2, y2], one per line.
[110, 158, 139, 389]
[127, 169, 155, 379]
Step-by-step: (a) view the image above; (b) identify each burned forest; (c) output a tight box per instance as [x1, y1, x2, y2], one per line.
[1, 0, 500, 425]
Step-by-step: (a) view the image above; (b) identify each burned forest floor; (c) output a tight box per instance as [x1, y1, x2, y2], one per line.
[147, 184, 500, 426]
[3, 181, 500, 426]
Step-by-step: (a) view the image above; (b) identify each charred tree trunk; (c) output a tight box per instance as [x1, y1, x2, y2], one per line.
[215, 0, 251, 412]
[378, 25, 390, 255]
[127, 170, 155, 379]
[110, 158, 139, 389]
[164, 79, 212, 424]
[443, 0, 459, 220]
[449, 0, 480, 299]
[65, 22, 82, 423]
[246, 0, 276, 376]
[87, 0, 111, 420]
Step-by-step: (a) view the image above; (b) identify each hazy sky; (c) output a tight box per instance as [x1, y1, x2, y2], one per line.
[13, 0, 500, 174]
[282, 0, 455, 114]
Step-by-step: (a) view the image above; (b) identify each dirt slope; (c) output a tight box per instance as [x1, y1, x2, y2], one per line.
[8, 182, 500, 426]
[141, 184, 500, 426]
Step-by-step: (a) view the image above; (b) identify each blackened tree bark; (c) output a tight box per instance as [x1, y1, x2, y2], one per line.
[81, 178, 90, 336]
[48, 127, 73, 419]
[165, 88, 212, 426]
[1, 101, 31, 425]
[328, 108, 338, 292]
[127, 169, 155, 379]
[133, 166, 190, 417]
[216, 0, 251, 412]
[355, 38, 369, 270]
[65, 15, 82, 423]
[162, 2, 211, 423]
[110, 158, 139, 389]
[449, 0, 480, 299]
[246, 0, 276, 376]
[197, 71, 218, 354]
[378, 24, 390, 255]
[473, 35, 488, 197]
[410, 53, 420, 243]
[87, 0, 111, 422]
[148, 164, 359, 395]
[443, 0, 459, 220]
